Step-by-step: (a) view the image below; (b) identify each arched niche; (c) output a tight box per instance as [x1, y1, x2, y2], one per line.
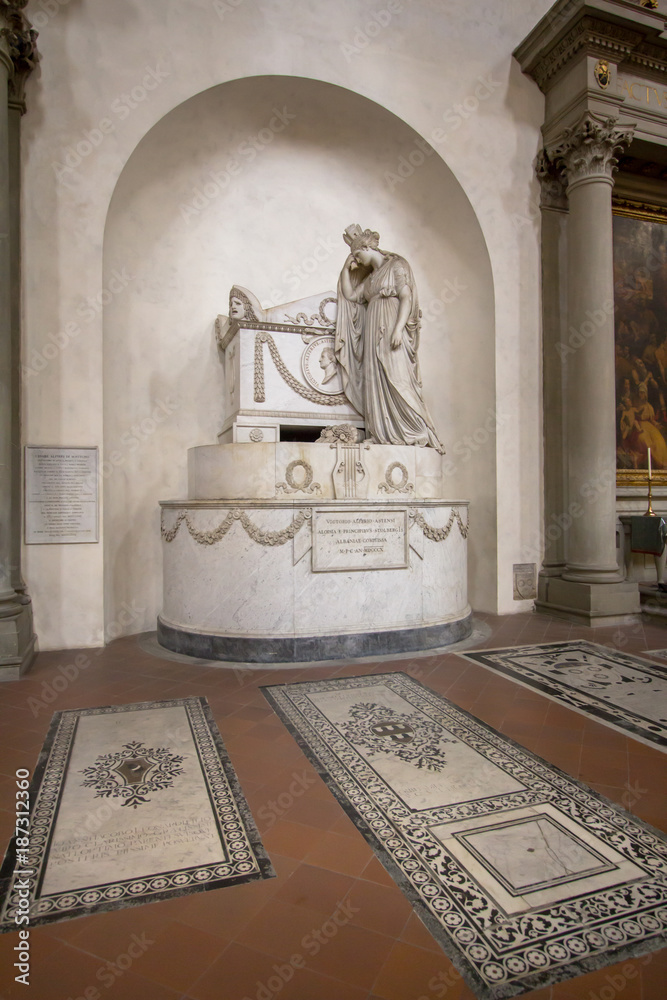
[102, 75, 496, 638]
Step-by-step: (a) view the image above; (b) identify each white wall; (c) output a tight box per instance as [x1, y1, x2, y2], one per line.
[21, 0, 552, 649]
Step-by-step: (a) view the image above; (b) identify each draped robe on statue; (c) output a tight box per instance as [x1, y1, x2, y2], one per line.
[335, 253, 444, 453]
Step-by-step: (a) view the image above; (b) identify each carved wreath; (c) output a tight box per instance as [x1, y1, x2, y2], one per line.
[378, 462, 414, 494]
[276, 460, 322, 495]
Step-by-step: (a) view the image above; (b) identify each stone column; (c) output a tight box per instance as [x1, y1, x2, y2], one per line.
[542, 112, 640, 624]
[0, 1, 38, 677]
[535, 150, 568, 596]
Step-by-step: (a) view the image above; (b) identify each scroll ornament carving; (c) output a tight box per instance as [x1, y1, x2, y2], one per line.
[552, 113, 635, 187]
[276, 460, 322, 495]
[284, 297, 336, 329]
[410, 508, 469, 541]
[534, 149, 568, 212]
[254, 331, 348, 406]
[162, 508, 311, 546]
[0, 0, 39, 110]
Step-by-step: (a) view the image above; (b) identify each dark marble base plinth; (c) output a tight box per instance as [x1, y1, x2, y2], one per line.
[157, 613, 473, 664]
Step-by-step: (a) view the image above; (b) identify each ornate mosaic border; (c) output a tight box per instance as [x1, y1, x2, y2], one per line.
[262, 673, 667, 999]
[461, 641, 667, 751]
[0, 697, 274, 930]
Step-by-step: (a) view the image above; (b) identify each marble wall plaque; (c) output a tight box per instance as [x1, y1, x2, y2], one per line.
[25, 447, 98, 544]
[312, 507, 408, 572]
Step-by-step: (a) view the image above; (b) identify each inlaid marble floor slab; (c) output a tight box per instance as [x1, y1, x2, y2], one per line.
[461, 641, 667, 751]
[0, 697, 273, 930]
[263, 672, 667, 999]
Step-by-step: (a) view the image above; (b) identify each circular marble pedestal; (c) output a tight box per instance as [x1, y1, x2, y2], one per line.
[158, 498, 471, 663]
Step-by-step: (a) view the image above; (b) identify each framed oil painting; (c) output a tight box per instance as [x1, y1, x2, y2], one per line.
[613, 200, 667, 486]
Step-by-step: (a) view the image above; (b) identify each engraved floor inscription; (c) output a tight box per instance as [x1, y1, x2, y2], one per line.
[263, 672, 667, 999]
[0, 698, 274, 929]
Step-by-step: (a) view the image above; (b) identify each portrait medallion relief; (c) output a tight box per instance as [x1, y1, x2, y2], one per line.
[301, 335, 344, 395]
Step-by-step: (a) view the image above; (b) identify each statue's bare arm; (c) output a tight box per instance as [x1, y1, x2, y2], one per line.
[340, 255, 366, 303]
[391, 284, 412, 350]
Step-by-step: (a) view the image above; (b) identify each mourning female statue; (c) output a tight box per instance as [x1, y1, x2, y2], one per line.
[334, 224, 445, 454]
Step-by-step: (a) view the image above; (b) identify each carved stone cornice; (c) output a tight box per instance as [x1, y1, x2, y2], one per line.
[535, 149, 569, 211]
[532, 16, 644, 91]
[626, 39, 667, 75]
[551, 112, 636, 188]
[0, 0, 39, 113]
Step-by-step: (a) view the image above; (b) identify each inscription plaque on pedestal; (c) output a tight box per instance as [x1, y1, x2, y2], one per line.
[312, 508, 408, 572]
[25, 447, 98, 544]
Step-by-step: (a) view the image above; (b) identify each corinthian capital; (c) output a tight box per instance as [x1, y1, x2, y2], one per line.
[0, 0, 39, 112]
[551, 113, 635, 189]
[535, 149, 568, 211]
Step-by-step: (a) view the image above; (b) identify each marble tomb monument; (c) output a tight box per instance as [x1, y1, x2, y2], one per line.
[158, 226, 471, 661]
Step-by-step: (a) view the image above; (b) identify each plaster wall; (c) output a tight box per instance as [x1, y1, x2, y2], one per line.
[20, 0, 552, 648]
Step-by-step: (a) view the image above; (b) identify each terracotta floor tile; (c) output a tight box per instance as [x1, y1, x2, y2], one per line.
[233, 705, 276, 722]
[183, 941, 274, 1000]
[276, 966, 369, 1000]
[578, 761, 630, 787]
[398, 910, 443, 953]
[215, 714, 257, 737]
[627, 756, 667, 788]
[179, 880, 270, 940]
[304, 829, 375, 876]
[189, 940, 362, 1000]
[371, 941, 465, 1000]
[274, 863, 355, 915]
[0, 940, 126, 1000]
[129, 919, 225, 992]
[305, 919, 395, 989]
[246, 722, 290, 743]
[360, 855, 397, 888]
[0, 924, 62, 969]
[640, 947, 667, 998]
[92, 968, 185, 1000]
[341, 877, 414, 940]
[49, 896, 176, 956]
[240, 851, 298, 892]
[329, 809, 362, 836]
[283, 795, 346, 831]
[235, 897, 337, 961]
[262, 818, 329, 860]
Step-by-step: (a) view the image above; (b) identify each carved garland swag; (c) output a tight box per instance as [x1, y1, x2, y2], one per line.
[253, 331, 348, 406]
[161, 506, 469, 546]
